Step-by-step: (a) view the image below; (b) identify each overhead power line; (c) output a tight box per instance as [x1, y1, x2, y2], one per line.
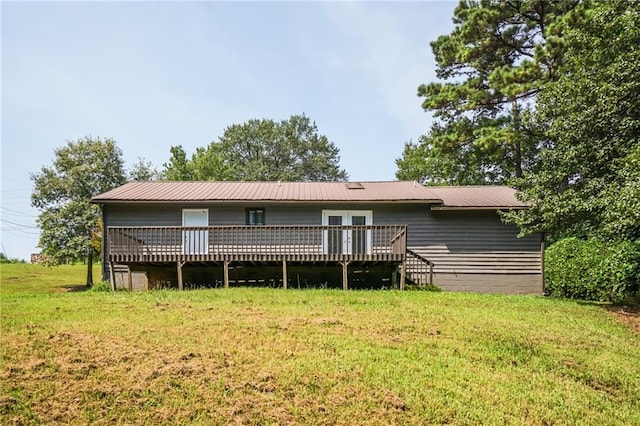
[0, 218, 39, 229]
[0, 206, 38, 218]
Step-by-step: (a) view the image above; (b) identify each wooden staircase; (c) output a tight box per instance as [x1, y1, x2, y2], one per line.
[404, 249, 434, 287]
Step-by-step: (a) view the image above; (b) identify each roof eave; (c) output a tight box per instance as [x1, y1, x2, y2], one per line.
[430, 205, 528, 211]
[92, 198, 444, 205]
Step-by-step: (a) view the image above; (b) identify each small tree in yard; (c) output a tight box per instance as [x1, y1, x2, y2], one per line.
[31, 137, 127, 286]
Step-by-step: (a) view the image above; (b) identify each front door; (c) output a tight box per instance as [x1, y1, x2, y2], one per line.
[182, 209, 209, 255]
[322, 210, 372, 255]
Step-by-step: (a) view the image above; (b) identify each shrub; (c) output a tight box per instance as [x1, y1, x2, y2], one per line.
[406, 284, 442, 292]
[545, 237, 640, 303]
[90, 281, 112, 292]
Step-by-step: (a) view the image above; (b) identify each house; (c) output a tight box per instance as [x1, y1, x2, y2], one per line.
[91, 181, 543, 294]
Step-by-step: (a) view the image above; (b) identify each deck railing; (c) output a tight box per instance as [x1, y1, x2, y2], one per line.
[406, 249, 434, 286]
[107, 225, 407, 263]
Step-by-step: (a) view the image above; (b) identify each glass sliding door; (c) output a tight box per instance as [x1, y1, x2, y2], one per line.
[350, 215, 367, 255]
[326, 214, 344, 254]
[322, 210, 372, 255]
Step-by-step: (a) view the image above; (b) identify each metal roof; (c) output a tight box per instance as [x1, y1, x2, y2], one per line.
[426, 185, 527, 209]
[91, 181, 526, 208]
[91, 181, 441, 203]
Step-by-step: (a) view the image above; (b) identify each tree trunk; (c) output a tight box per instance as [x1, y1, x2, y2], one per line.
[515, 138, 522, 179]
[512, 99, 523, 179]
[86, 250, 93, 287]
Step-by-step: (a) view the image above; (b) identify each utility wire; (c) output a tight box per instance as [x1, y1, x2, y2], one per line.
[0, 218, 39, 229]
[0, 228, 40, 235]
[0, 206, 38, 218]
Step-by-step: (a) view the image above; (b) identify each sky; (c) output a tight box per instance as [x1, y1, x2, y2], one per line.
[1, 1, 457, 261]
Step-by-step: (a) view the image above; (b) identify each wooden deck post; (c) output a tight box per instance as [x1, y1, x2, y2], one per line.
[429, 262, 434, 286]
[341, 261, 350, 290]
[223, 261, 230, 288]
[109, 261, 116, 292]
[399, 261, 406, 290]
[540, 236, 545, 294]
[177, 261, 185, 291]
[282, 260, 288, 289]
[127, 266, 133, 291]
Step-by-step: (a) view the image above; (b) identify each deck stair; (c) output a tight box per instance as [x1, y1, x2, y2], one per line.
[404, 249, 434, 287]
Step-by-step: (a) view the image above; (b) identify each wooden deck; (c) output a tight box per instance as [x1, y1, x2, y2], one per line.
[106, 225, 407, 264]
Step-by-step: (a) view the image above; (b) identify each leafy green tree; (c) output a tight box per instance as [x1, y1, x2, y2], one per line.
[601, 144, 640, 240]
[128, 157, 160, 181]
[163, 146, 193, 180]
[505, 0, 640, 241]
[397, 0, 577, 184]
[162, 144, 235, 181]
[31, 137, 127, 285]
[163, 114, 348, 181]
[396, 122, 502, 185]
[189, 144, 235, 181]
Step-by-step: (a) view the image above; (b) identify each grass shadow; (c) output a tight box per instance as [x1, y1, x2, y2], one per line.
[58, 284, 90, 292]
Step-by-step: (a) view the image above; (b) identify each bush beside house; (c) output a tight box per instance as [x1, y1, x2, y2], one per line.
[545, 238, 640, 303]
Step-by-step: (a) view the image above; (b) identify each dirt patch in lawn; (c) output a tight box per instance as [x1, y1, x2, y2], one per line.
[607, 305, 640, 334]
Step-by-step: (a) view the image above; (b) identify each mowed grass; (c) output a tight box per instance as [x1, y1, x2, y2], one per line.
[1, 263, 101, 295]
[1, 266, 639, 424]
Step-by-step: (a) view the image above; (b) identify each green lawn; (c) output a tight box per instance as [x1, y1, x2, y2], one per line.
[1, 265, 639, 424]
[1, 263, 102, 295]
